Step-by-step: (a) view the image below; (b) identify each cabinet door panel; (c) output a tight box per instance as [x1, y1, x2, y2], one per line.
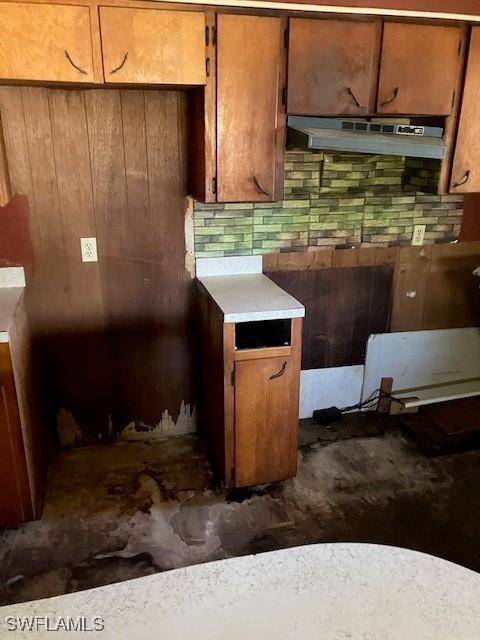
[451, 28, 480, 193]
[100, 7, 205, 85]
[377, 22, 461, 115]
[217, 14, 282, 202]
[288, 19, 380, 116]
[235, 355, 298, 487]
[0, 2, 94, 82]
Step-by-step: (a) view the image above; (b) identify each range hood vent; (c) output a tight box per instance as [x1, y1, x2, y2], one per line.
[287, 116, 446, 160]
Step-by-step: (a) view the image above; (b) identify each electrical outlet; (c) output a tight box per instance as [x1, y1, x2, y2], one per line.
[81, 237, 98, 262]
[411, 225, 426, 246]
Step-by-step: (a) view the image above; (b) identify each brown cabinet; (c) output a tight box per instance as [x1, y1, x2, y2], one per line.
[287, 18, 380, 116]
[0, 2, 94, 83]
[99, 7, 206, 85]
[450, 27, 480, 193]
[216, 14, 285, 202]
[197, 283, 302, 487]
[377, 22, 462, 115]
[0, 293, 45, 526]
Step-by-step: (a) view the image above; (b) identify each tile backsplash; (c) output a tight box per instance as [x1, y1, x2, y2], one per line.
[193, 150, 463, 257]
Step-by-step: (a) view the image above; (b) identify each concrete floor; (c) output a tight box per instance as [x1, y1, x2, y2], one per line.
[1, 413, 480, 605]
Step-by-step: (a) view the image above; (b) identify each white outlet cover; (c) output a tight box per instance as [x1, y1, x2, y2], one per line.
[81, 237, 98, 262]
[411, 225, 426, 247]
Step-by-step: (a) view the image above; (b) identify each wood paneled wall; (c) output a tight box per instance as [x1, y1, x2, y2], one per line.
[0, 87, 194, 445]
[265, 243, 480, 370]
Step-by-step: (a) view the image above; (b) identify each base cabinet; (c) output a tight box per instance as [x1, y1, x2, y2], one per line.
[197, 282, 302, 487]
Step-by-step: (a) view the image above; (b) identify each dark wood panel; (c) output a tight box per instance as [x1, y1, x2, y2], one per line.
[451, 27, 480, 194]
[217, 14, 283, 202]
[1, 86, 195, 445]
[459, 195, 480, 241]
[288, 19, 380, 116]
[266, 264, 392, 369]
[378, 23, 461, 115]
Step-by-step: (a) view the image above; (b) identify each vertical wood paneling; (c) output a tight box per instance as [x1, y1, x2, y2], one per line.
[1, 86, 194, 443]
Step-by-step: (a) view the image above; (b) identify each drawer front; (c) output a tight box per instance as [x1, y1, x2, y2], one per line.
[234, 355, 298, 487]
[0, 2, 94, 82]
[100, 7, 206, 85]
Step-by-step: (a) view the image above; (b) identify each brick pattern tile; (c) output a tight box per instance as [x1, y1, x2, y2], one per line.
[193, 150, 464, 256]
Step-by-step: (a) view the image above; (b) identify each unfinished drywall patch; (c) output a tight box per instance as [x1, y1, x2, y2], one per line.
[118, 402, 197, 441]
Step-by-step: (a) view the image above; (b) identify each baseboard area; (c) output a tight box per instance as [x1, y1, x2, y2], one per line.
[300, 365, 364, 419]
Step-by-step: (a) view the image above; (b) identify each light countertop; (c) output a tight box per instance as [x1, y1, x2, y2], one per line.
[0, 287, 24, 343]
[1, 543, 479, 639]
[198, 273, 305, 323]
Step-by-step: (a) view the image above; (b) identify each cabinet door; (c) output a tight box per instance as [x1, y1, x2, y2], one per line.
[377, 23, 461, 115]
[0, 2, 94, 82]
[100, 7, 205, 85]
[235, 356, 298, 487]
[217, 14, 283, 202]
[451, 28, 480, 193]
[288, 19, 380, 116]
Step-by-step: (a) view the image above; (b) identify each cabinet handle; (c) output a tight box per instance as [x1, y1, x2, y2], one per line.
[453, 170, 470, 188]
[380, 87, 399, 107]
[253, 176, 271, 198]
[110, 52, 129, 75]
[269, 361, 287, 380]
[64, 50, 87, 75]
[345, 87, 362, 108]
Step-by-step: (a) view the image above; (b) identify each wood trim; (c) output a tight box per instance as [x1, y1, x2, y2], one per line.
[89, 3, 105, 83]
[274, 14, 287, 200]
[223, 322, 235, 485]
[234, 345, 292, 361]
[439, 24, 469, 194]
[0, 111, 12, 206]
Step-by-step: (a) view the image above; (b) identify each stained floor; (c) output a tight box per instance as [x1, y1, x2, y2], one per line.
[1, 413, 480, 605]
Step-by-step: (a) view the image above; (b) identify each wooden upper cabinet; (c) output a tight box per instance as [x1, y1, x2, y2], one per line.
[450, 28, 480, 193]
[287, 19, 380, 116]
[377, 22, 462, 115]
[99, 7, 206, 85]
[0, 2, 94, 82]
[217, 14, 284, 203]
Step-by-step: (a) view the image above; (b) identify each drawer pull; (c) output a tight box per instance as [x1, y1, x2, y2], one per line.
[345, 87, 362, 108]
[253, 175, 270, 198]
[64, 50, 87, 75]
[270, 361, 287, 380]
[453, 170, 470, 188]
[380, 86, 399, 107]
[110, 52, 129, 75]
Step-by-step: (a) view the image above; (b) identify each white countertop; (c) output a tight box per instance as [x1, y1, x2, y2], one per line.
[198, 273, 305, 323]
[0, 287, 24, 343]
[1, 543, 479, 639]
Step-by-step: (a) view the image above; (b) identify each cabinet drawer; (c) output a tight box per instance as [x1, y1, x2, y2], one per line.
[0, 2, 94, 82]
[99, 7, 206, 85]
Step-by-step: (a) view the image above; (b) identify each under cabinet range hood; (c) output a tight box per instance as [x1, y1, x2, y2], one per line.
[287, 116, 446, 160]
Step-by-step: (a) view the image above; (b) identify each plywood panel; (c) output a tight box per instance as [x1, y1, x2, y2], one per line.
[100, 7, 205, 85]
[288, 19, 380, 116]
[0, 2, 94, 82]
[378, 23, 461, 115]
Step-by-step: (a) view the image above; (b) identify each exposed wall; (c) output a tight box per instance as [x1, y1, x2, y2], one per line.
[194, 150, 464, 257]
[0, 87, 196, 447]
[265, 242, 480, 371]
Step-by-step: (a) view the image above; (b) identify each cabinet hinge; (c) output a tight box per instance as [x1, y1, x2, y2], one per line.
[231, 370, 235, 386]
[282, 87, 287, 106]
[205, 25, 209, 46]
[283, 27, 288, 48]
[212, 176, 217, 194]
[206, 57, 210, 77]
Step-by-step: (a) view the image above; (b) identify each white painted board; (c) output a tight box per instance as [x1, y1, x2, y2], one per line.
[300, 365, 364, 418]
[362, 327, 480, 406]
